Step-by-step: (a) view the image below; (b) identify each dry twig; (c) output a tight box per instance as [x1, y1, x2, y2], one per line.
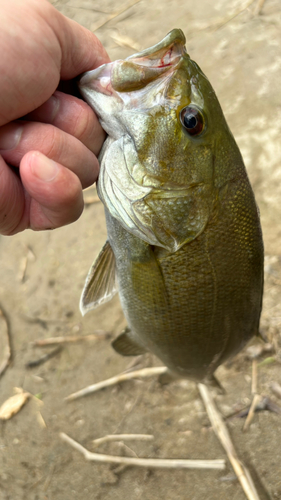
[253, 0, 265, 15]
[26, 346, 63, 368]
[18, 245, 36, 282]
[32, 332, 108, 347]
[251, 359, 258, 395]
[92, 434, 154, 446]
[65, 366, 168, 401]
[243, 394, 263, 431]
[60, 432, 225, 470]
[0, 307, 11, 377]
[198, 383, 260, 500]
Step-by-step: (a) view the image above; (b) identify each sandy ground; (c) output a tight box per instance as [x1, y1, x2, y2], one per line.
[1, 0, 281, 499]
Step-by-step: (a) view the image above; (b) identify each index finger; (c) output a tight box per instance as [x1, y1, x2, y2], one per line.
[51, 9, 111, 79]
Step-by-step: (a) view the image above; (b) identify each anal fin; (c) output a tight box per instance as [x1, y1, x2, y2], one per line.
[112, 327, 147, 356]
[80, 240, 117, 316]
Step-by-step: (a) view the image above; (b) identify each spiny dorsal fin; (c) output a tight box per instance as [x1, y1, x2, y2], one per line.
[112, 328, 147, 356]
[80, 240, 117, 316]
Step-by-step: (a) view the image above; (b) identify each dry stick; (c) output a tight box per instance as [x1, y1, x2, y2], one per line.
[243, 359, 260, 431]
[254, 0, 265, 15]
[18, 245, 36, 282]
[198, 383, 260, 500]
[32, 333, 108, 347]
[60, 432, 225, 470]
[93, 434, 154, 446]
[251, 358, 258, 395]
[65, 366, 168, 401]
[0, 307, 11, 377]
[243, 394, 263, 432]
[26, 346, 63, 368]
[91, 0, 142, 32]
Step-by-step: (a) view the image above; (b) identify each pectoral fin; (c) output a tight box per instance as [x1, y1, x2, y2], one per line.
[80, 240, 117, 316]
[112, 327, 147, 356]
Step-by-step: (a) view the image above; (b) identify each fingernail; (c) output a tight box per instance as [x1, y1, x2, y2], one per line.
[31, 152, 59, 182]
[0, 123, 23, 150]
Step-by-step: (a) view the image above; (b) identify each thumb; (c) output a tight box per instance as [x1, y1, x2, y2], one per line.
[20, 151, 84, 231]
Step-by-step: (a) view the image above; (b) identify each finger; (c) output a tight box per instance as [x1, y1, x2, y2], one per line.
[51, 9, 111, 79]
[19, 151, 84, 231]
[0, 156, 25, 235]
[0, 1, 110, 126]
[24, 91, 105, 155]
[0, 121, 99, 188]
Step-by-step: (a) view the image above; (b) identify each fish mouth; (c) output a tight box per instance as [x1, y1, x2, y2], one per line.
[79, 29, 187, 96]
[127, 28, 186, 67]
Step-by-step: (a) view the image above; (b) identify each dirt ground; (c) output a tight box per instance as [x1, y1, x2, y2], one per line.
[1, 0, 281, 499]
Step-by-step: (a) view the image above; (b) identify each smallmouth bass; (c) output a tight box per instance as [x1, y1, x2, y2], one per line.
[79, 29, 263, 382]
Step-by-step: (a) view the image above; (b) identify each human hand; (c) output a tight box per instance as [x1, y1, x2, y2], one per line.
[0, 0, 110, 235]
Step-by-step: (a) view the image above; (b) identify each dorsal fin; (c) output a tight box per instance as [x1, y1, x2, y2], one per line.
[80, 240, 117, 316]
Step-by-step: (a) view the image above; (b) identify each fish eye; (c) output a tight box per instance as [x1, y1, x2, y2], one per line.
[180, 106, 205, 136]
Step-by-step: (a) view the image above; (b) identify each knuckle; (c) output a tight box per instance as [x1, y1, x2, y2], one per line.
[41, 125, 64, 160]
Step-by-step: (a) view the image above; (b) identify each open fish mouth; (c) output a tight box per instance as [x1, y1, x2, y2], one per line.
[126, 28, 186, 67]
[79, 29, 187, 96]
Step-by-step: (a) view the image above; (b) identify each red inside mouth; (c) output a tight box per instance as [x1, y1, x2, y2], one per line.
[156, 48, 174, 68]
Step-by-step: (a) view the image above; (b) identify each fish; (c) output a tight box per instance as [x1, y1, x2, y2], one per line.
[78, 29, 264, 383]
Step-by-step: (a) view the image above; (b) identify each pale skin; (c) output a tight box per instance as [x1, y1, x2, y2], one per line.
[0, 0, 110, 235]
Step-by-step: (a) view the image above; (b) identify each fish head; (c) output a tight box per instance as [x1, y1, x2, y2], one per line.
[79, 29, 240, 252]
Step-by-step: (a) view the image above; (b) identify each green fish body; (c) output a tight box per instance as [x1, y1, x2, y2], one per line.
[79, 30, 263, 382]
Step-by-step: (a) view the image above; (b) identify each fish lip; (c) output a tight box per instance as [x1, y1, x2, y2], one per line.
[127, 29, 187, 70]
[79, 64, 112, 89]
[79, 29, 187, 96]
[79, 63, 118, 98]
[127, 29, 186, 64]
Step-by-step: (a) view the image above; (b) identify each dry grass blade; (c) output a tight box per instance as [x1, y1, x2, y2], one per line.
[65, 366, 168, 401]
[91, 0, 142, 32]
[0, 307, 11, 377]
[18, 245, 36, 282]
[60, 432, 225, 469]
[253, 0, 265, 15]
[92, 434, 154, 446]
[111, 33, 141, 51]
[32, 333, 108, 347]
[251, 358, 258, 395]
[193, 0, 256, 33]
[243, 394, 263, 432]
[198, 383, 261, 500]
[213, 0, 256, 31]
